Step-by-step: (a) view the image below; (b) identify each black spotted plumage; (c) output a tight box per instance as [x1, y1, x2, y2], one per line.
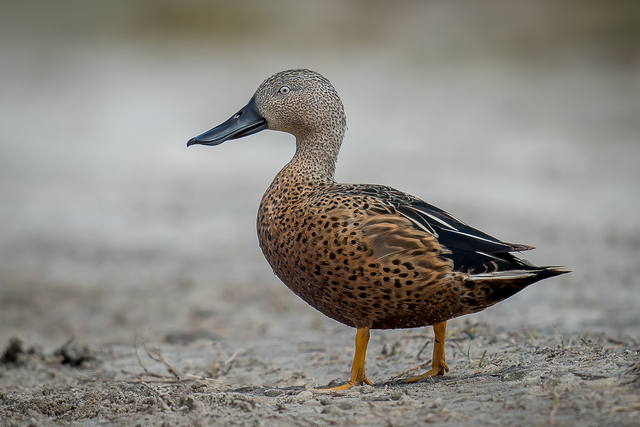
[188, 69, 569, 389]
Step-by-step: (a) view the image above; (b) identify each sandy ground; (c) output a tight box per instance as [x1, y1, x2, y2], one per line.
[1, 327, 639, 426]
[2, 1, 640, 425]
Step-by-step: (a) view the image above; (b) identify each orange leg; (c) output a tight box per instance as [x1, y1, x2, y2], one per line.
[404, 321, 449, 383]
[325, 326, 373, 390]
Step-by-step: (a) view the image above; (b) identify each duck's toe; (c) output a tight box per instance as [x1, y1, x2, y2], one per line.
[403, 360, 449, 383]
[322, 375, 374, 391]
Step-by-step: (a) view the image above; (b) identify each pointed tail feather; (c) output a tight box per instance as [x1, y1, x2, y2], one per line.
[461, 267, 569, 311]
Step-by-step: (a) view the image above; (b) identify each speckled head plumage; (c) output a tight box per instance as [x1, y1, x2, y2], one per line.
[187, 69, 569, 390]
[253, 69, 346, 141]
[188, 69, 347, 181]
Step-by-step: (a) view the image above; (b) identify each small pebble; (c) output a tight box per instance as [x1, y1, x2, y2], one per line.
[521, 376, 539, 387]
[263, 389, 283, 397]
[321, 405, 342, 415]
[337, 402, 352, 410]
[297, 391, 313, 403]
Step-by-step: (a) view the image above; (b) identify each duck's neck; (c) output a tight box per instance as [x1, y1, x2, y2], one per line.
[278, 129, 344, 186]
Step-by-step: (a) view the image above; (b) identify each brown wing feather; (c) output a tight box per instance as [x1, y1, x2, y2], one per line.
[359, 211, 452, 270]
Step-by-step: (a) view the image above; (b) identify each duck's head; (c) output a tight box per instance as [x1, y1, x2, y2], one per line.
[187, 69, 346, 147]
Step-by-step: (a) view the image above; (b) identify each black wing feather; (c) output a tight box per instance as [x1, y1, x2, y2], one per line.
[403, 201, 537, 273]
[333, 184, 540, 274]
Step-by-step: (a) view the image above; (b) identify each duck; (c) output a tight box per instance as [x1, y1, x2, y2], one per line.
[187, 69, 568, 390]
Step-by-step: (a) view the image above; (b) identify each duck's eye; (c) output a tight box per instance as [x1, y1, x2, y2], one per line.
[279, 86, 290, 94]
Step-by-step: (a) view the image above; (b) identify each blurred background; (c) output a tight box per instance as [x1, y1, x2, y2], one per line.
[1, 0, 639, 355]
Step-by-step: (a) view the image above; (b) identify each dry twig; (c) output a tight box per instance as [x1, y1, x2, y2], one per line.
[416, 338, 431, 360]
[210, 341, 221, 378]
[140, 335, 181, 380]
[134, 334, 150, 374]
[153, 348, 182, 380]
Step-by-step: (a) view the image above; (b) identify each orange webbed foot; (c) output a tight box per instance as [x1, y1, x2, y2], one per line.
[319, 326, 373, 391]
[323, 376, 373, 391]
[403, 360, 449, 383]
[403, 321, 449, 383]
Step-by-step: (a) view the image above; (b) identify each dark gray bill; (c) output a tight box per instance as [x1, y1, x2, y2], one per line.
[187, 98, 268, 147]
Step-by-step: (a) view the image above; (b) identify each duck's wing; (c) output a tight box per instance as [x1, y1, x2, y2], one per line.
[349, 185, 547, 275]
[398, 200, 539, 275]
